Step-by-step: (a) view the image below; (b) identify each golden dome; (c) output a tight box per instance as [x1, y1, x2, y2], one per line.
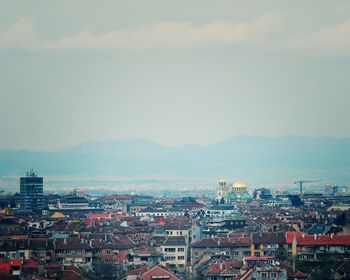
[232, 180, 247, 189]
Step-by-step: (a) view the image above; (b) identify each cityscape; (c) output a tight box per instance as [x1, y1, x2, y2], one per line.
[0, 171, 349, 279]
[1, 0, 350, 279]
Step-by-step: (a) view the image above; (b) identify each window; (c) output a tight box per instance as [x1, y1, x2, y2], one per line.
[178, 248, 185, 252]
[165, 248, 176, 252]
[105, 250, 111, 255]
[178, 256, 185, 260]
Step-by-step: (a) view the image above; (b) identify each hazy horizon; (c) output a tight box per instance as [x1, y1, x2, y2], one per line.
[1, 0, 350, 150]
[2, 134, 350, 152]
[1, 136, 350, 192]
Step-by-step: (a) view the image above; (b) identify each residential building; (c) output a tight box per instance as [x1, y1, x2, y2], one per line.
[161, 236, 187, 272]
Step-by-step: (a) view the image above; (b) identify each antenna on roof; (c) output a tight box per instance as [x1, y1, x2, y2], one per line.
[27, 168, 36, 176]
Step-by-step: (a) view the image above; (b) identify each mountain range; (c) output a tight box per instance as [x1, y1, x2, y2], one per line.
[1, 136, 350, 185]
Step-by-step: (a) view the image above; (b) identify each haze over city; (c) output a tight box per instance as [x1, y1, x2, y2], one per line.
[1, 0, 350, 151]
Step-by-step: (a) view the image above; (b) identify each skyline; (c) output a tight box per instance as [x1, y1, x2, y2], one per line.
[1, 0, 350, 150]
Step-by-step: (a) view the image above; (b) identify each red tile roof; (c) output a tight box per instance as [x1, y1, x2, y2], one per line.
[236, 268, 254, 280]
[154, 218, 166, 224]
[0, 262, 11, 275]
[23, 259, 38, 268]
[86, 213, 111, 219]
[128, 266, 147, 276]
[140, 265, 179, 280]
[203, 258, 243, 275]
[292, 271, 309, 278]
[56, 237, 92, 250]
[10, 259, 21, 266]
[118, 250, 127, 261]
[297, 234, 350, 246]
[285, 231, 302, 244]
[58, 269, 88, 280]
[45, 262, 61, 268]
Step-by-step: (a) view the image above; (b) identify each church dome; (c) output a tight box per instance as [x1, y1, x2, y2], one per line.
[232, 181, 247, 189]
[218, 179, 227, 186]
[230, 180, 248, 193]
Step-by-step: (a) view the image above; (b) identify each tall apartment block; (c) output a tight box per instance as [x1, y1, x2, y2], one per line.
[20, 170, 43, 212]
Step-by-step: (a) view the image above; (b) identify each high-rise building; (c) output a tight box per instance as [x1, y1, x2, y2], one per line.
[20, 170, 43, 212]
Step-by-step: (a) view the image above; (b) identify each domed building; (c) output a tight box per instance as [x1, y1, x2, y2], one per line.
[215, 179, 227, 203]
[215, 179, 251, 203]
[230, 181, 248, 193]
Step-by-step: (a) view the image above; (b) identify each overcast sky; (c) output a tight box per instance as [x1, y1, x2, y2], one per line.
[1, 0, 350, 150]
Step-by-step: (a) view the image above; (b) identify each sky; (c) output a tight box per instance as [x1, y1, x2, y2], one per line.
[0, 0, 350, 151]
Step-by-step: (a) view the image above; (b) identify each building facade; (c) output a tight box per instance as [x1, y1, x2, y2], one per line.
[20, 170, 43, 213]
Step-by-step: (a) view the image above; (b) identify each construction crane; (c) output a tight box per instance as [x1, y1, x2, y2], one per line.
[294, 179, 322, 195]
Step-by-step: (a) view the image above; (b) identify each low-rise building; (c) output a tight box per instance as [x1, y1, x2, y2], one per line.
[161, 236, 187, 272]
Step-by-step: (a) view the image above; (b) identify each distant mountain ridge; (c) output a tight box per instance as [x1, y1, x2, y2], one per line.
[1, 136, 350, 183]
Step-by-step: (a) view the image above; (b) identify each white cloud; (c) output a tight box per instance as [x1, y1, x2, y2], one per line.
[0, 19, 37, 49]
[280, 19, 350, 55]
[0, 13, 282, 51]
[1, 14, 350, 55]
